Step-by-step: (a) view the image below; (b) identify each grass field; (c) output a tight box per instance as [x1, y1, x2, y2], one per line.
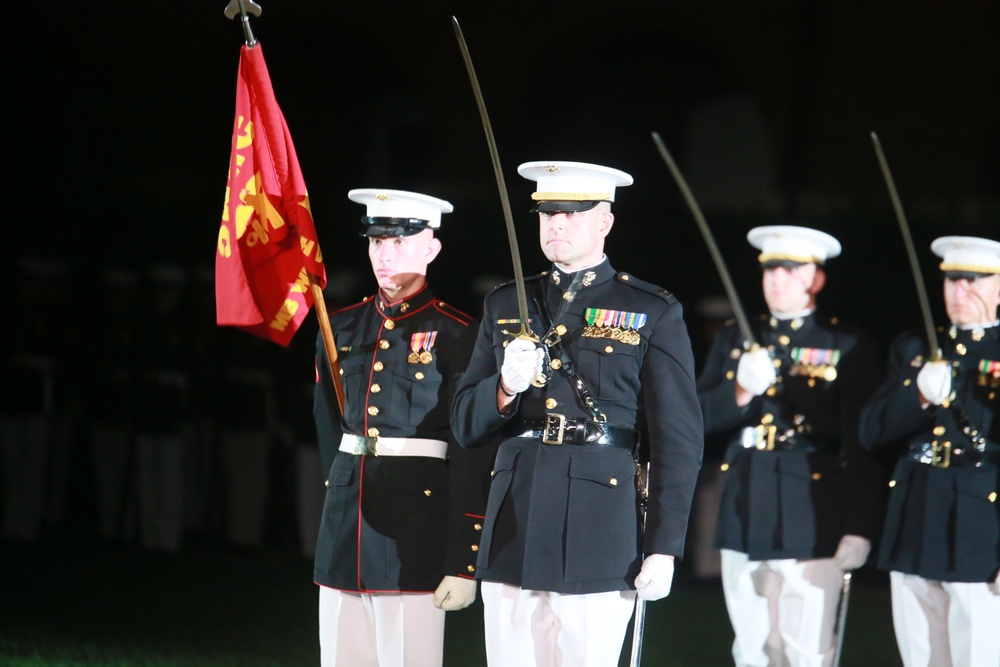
[0, 537, 903, 666]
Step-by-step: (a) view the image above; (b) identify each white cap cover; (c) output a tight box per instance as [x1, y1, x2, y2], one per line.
[747, 225, 842, 265]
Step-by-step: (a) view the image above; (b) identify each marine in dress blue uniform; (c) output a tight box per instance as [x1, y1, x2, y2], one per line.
[697, 226, 884, 667]
[859, 236, 1000, 667]
[451, 162, 704, 666]
[313, 189, 495, 667]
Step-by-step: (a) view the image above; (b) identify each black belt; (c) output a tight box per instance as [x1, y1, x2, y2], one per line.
[908, 442, 1000, 469]
[514, 414, 637, 451]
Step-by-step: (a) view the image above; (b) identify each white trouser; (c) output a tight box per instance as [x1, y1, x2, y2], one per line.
[721, 549, 845, 667]
[890, 571, 1000, 667]
[134, 433, 185, 552]
[480, 581, 636, 667]
[318, 586, 445, 667]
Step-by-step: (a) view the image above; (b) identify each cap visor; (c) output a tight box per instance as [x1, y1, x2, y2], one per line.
[531, 200, 602, 214]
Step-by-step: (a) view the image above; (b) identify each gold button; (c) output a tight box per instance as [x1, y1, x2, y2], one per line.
[956, 343, 967, 356]
[368, 427, 379, 437]
[545, 398, 557, 409]
[903, 378, 912, 386]
[474, 523, 482, 531]
[373, 361, 384, 372]
[368, 406, 379, 416]
[424, 489, 432, 497]
[471, 544, 479, 552]
[830, 317, 839, 324]
[384, 320, 395, 330]
[502, 340, 509, 347]
[467, 565, 476, 573]
[556, 325, 567, 336]
[730, 348, 741, 359]
[766, 387, 778, 396]
[621, 274, 630, 281]
[415, 372, 424, 380]
[889, 480, 896, 488]
[551, 358, 562, 370]
[379, 340, 390, 350]
[773, 359, 782, 368]
[563, 292, 574, 301]
[371, 384, 381, 393]
[933, 425, 945, 436]
[720, 463, 730, 472]
[339, 368, 344, 375]
[761, 414, 774, 424]
[807, 378, 816, 388]
[605, 346, 614, 354]
[325, 479, 330, 487]
[989, 492, 997, 503]
[779, 335, 790, 345]
[726, 370, 735, 380]
[811, 473, 821, 480]
[610, 477, 618, 486]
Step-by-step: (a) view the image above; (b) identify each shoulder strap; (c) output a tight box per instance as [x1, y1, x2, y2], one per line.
[532, 279, 605, 422]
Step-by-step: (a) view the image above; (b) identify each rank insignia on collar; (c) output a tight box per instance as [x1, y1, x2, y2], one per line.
[581, 308, 647, 346]
[582, 271, 597, 286]
[408, 331, 437, 365]
[789, 347, 840, 381]
[551, 271, 561, 285]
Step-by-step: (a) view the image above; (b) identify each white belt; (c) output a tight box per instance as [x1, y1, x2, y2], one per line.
[338, 434, 448, 459]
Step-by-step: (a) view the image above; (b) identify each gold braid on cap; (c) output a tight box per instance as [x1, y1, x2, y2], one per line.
[758, 252, 823, 264]
[939, 262, 1000, 274]
[531, 191, 611, 202]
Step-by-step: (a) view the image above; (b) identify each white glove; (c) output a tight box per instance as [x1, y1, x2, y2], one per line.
[736, 348, 777, 396]
[634, 554, 675, 601]
[500, 337, 544, 394]
[917, 360, 952, 406]
[832, 535, 871, 571]
[432, 575, 477, 611]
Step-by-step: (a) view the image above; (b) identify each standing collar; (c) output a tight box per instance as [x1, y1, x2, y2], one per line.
[374, 283, 435, 319]
[547, 257, 617, 293]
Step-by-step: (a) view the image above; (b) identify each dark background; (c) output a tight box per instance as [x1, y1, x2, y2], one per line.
[8, 1, 1000, 344]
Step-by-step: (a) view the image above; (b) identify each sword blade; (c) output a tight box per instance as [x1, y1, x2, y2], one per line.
[870, 132, 941, 359]
[452, 16, 534, 339]
[831, 571, 852, 667]
[651, 132, 757, 347]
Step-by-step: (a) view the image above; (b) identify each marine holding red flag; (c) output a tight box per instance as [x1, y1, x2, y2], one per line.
[216, 43, 325, 347]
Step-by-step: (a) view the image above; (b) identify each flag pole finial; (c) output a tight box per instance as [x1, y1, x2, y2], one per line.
[224, 0, 262, 47]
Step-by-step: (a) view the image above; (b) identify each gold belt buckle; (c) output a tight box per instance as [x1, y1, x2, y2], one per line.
[542, 413, 566, 445]
[930, 441, 951, 468]
[755, 425, 777, 451]
[353, 436, 378, 456]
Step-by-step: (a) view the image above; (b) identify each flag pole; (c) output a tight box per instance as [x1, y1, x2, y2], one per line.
[310, 275, 346, 415]
[223, 0, 262, 47]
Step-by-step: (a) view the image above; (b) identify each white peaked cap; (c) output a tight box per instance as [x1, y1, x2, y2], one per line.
[348, 188, 453, 229]
[931, 236, 1000, 274]
[517, 161, 633, 210]
[747, 225, 842, 265]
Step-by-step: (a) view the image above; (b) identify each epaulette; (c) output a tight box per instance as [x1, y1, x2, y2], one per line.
[433, 300, 476, 327]
[615, 272, 676, 302]
[487, 272, 547, 296]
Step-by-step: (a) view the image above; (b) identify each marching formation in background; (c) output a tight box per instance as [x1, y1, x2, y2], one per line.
[2, 3, 999, 667]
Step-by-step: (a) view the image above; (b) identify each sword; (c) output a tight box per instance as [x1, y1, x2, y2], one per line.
[651, 132, 757, 348]
[628, 461, 651, 667]
[870, 132, 941, 360]
[452, 17, 548, 385]
[831, 571, 852, 667]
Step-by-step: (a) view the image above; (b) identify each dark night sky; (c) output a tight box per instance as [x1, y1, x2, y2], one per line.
[8, 1, 1000, 357]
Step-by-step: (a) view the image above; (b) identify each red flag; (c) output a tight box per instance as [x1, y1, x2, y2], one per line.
[215, 43, 326, 347]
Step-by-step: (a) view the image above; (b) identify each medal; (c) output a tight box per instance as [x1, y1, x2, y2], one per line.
[407, 352, 420, 364]
[419, 351, 433, 364]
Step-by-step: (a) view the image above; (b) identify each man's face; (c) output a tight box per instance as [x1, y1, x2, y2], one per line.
[368, 229, 441, 298]
[944, 274, 1000, 326]
[762, 263, 822, 314]
[538, 203, 613, 271]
